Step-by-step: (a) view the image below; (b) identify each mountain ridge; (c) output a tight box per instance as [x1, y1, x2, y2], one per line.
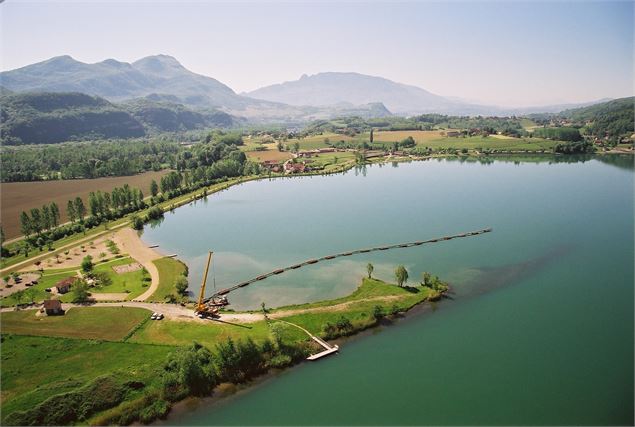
[1, 55, 618, 119]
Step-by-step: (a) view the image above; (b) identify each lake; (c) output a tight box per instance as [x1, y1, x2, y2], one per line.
[143, 155, 634, 425]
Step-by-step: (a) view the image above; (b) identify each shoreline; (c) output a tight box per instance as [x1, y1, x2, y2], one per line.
[2, 151, 631, 274]
[154, 289, 447, 425]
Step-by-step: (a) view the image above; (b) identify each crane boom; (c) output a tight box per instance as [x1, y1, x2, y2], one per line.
[197, 251, 213, 311]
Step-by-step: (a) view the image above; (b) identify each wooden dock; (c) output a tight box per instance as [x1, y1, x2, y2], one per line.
[275, 319, 339, 361]
[204, 227, 492, 303]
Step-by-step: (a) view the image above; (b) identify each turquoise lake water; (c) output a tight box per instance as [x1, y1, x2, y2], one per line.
[143, 156, 634, 425]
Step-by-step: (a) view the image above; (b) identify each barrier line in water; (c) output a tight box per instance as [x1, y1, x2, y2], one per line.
[206, 228, 492, 300]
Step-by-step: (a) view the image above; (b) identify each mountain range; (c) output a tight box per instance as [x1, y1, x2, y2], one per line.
[0, 54, 613, 122]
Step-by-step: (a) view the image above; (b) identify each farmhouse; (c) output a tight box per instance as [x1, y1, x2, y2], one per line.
[284, 162, 306, 174]
[42, 299, 64, 316]
[55, 277, 75, 294]
[262, 160, 282, 173]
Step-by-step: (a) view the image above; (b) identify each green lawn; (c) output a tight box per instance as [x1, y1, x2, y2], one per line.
[148, 257, 187, 302]
[276, 278, 433, 335]
[0, 307, 150, 341]
[287, 133, 357, 150]
[0, 334, 172, 422]
[92, 256, 149, 299]
[305, 151, 356, 171]
[417, 135, 557, 151]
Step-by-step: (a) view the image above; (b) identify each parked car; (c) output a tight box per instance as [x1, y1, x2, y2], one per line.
[45, 288, 51, 292]
[151, 313, 158, 320]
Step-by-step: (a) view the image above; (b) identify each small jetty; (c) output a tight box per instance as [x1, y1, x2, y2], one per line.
[205, 227, 492, 302]
[275, 319, 339, 361]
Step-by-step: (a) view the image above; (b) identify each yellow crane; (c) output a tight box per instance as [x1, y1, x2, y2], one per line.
[195, 251, 219, 318]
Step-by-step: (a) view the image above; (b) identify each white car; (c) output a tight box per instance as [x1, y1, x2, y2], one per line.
[156, 313, 164, 320]
[150, 313, 158, 320]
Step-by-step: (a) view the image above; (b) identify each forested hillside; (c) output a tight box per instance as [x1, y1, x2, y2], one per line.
[559, 96, 633, 141]
[0, 92, 238, 145]
[0, 92, 145, 144]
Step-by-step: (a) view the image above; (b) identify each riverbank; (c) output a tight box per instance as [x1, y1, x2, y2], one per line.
[2, 151, 631, 273]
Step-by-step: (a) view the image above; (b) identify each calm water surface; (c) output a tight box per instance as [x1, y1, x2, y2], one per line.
[143, 156, 633, 425]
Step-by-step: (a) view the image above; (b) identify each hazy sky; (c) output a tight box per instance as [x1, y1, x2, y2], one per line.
[1, 0, 633, 107]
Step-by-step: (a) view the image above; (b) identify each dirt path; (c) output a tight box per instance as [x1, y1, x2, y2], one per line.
[217, 295, 404, 324]
[1, 295, 408, 325]
[112, 228, 162, 301]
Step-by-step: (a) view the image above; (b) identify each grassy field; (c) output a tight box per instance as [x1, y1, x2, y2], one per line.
[92, 256, 149, 300]
[148, 257, 187, 302]
[287, 133, 357, 150]
[0, 306, 150, 340]
[1, 170, 169, 240]
[306, 151, 357, 171]
[130, 318, 285, 348]
[277, 278, 433, 335]
[0, 334, 171, 422]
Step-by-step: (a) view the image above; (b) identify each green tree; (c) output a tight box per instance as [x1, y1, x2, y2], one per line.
[394, 265, 408, 287]
[29, 208, 43, 235]
[367, 263, 374, 279]
[72, 279, 90, 303]
[276, 142, 283, 152]
[50, 202, 60, 227]
[13, 289, 26, 306]
[67, 200, 77, 223]
[41, 204, 52, 230]
[25, 287, 37, 304]
[150, 179, 159, 197]
[373, 305, 385, 320]
[422, 272, 432, 287]
[81, 255, 94, 273]
[336, 316, 353, 331]
[131, 215, 144, 230]
[74, 197, 86, 221]
[175, 276, 188, 296]
[369, 128, 374, 143]
[20, 211, 32, 237]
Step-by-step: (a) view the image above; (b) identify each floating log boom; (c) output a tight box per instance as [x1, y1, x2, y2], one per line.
[204, 227, 492, 302]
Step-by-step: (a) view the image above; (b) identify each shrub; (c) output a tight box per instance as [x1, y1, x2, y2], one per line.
[3, 376, 126, 426]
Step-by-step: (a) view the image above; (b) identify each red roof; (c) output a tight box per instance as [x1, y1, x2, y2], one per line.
[43, 299, 62, 310]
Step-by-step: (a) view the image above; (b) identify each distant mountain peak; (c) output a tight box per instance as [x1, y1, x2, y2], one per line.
[133, 54, 184, 70]
[247, 71, 453, 114]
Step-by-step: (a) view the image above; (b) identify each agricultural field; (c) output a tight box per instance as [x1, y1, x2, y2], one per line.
[0, 306, 150, 340]
[366, 130, 557, 152]
[1, 170, 169, 239]
[372, 130, 445, 144]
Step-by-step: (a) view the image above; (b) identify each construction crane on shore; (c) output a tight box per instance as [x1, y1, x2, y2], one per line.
[195, 251, 229, 318]
[195, 252, 219, 318]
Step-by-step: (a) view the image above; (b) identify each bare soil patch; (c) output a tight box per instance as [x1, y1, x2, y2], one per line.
[112, 263, 142, 274]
